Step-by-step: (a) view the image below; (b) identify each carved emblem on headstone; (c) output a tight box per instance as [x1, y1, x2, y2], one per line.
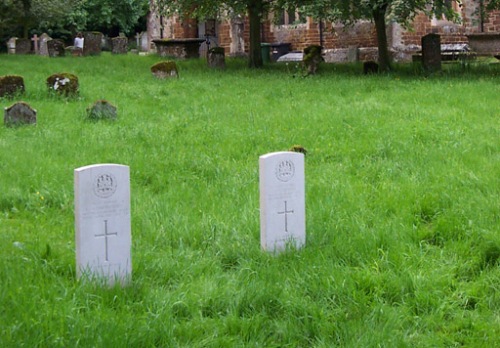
[93, 173, 117, 198]
[275, 160, 295, 182]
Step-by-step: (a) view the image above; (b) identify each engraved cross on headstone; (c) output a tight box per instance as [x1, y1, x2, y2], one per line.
[95, 220, 117, 262]
[277, 200, 294, 233]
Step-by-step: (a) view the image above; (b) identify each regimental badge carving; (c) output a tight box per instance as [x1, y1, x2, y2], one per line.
[275, 160, 295, 182]
[93, 173, 117, 198]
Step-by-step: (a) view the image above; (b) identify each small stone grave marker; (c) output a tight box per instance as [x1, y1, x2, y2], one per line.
[422, 33, 441, 72]
[4, 102, 36, 127]
[86, 100, 117, 121]
[259, 151, 305, 252]
[74, 164, 131, 286]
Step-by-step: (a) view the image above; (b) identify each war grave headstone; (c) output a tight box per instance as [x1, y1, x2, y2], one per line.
[4, 102, 36, 127]
[422, 33, 441, 72]
[74, 164, 131, 286]
[39, 33, 52, 56]
[259, 152, 305, 252]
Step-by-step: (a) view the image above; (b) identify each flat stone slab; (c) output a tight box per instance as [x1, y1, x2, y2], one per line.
[277, 52, 303, 62]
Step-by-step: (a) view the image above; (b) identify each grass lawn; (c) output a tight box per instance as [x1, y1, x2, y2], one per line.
[0, 53, 499, 347]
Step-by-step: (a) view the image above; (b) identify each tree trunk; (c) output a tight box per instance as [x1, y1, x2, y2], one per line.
[372, 5, 391, 72]
[247, 0, 263, 68]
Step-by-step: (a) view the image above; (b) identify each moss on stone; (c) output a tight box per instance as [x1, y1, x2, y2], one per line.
[151, 61, 178, 79]
[0, 75, 25, 98]
[46, 73, 79, 97]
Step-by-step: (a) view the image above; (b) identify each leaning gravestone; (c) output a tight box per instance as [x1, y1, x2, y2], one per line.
[74, 164, 132, 286]
[83, 32, 103, 56]
[259, 151, 305, 252]
[4, 102, 36, 127]
[422, 33, 441, 72]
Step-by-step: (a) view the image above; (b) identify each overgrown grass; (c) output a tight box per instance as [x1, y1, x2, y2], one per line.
[1, 53, 499, 347]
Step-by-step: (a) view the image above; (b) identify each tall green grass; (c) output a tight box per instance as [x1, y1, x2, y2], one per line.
[1, 54, 499, 347]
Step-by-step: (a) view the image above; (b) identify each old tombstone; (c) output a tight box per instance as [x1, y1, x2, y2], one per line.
[4, 102, 36, 127]
[111, 37, 128, 54]
[0, 75, 25, 98]
[207, 47, 225, 69]
[140, 32, 149, 52]
[259, 152, 305, 252]
[47, 39, 66, 57]
[86, 100, 117, 121]
[422, 33, 441, 72]
[83, 32, 103, 56]
[47, 73, 79, 96]
[151, 61, 178, 79]
[74, 164, 132, 286]
[39, 33, 52, 56]
[7, 37, 17, 54]
[15, 38, 31, 54]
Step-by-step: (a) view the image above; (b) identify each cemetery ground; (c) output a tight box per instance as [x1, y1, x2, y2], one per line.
[0, 53, 499, 347]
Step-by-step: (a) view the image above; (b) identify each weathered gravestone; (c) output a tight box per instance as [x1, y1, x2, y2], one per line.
[4, 102, 36, 127]
[46, 73, 79, 97]
[74, 164, 132, 286]
[7, 37, 17, 54]
[39, 33, 52, 56]
[259, 152, 305, 252]
[208, 47, 226, 69]
[151, 61, 178, 79]
[111, 37, 128, 54]
[47, 39, 66, 57]
[422, 33, 441, 72]
[15, 38, 31, 54]
[86, 100, 117, 121]
[0, 75, 25, 98]
[83, 32, 103, 56]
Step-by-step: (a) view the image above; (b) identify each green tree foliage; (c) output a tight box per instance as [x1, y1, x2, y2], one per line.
[0, 0, 77, 39]
[76, 0, 150, 36]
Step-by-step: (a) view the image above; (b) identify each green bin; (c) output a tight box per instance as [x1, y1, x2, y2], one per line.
[261, 43, 271, 64]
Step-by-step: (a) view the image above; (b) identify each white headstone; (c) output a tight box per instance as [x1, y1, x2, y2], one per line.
[74, 164, 131, 285]
[259, 152, 305, 252]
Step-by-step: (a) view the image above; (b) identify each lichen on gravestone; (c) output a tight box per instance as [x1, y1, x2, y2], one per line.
[86, 100, 117, 121]
[151, 61, 178, 79]
[46, 73, 79, 97]
[0, 75, 25, 98]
